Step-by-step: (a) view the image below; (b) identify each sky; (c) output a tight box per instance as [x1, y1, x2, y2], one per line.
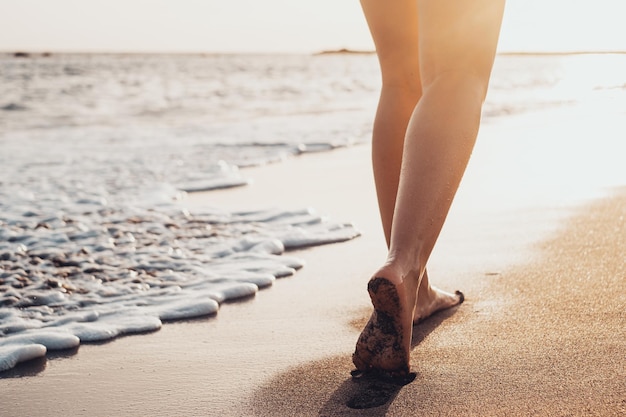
[0, 0, 625, 54]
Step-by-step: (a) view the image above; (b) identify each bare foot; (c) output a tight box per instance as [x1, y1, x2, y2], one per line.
[352, 273, 417, 377]
[413, 281, 464, 325]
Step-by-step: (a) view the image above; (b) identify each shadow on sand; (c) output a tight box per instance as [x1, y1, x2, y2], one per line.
[0, 313, 217, 379]
[250, 305, 461, 417]
[0, 346, 79, 379]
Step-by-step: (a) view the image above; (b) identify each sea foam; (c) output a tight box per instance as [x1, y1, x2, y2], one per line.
[0, 201, 360, 371]
[0, 52, 379, 372]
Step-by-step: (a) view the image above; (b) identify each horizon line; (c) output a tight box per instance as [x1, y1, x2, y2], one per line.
[3, 48, 626, 56]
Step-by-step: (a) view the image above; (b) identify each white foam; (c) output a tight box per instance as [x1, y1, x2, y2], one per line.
[62, 314, 163, 342]
[0, 205, 361, 372]
[153, 298, 220, 321]
[0, 330, 80, 350]
[0, 344, 47, 372]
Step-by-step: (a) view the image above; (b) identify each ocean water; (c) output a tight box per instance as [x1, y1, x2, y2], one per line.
[1, 52, 625, 373]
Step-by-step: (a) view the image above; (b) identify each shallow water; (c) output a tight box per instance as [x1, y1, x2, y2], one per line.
[1, 52, 625, 372]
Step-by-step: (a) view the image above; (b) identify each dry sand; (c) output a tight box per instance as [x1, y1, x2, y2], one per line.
[250, 185, 626, 417]
[1, 114, 625, 416]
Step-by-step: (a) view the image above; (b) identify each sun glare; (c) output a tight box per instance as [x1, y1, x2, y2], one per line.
[499, 0, 626, 53]
[0, 0, 624, 53]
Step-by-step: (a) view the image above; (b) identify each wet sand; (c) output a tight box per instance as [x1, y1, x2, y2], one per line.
[1, 113, 625, 416]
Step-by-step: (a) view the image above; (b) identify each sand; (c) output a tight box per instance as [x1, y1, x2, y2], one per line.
[250, 186, 626, 417]
[1, 112, 625, 416]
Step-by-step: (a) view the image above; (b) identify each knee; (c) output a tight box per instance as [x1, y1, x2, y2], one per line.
[377, 51, 422, 97]
[379, 71, 423, 104]
[423, 69, 491, 103]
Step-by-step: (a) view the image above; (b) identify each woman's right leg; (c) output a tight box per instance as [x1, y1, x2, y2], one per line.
[361, 0, 464, 323]
[387, 0, 505, 284]
[354, 0, 504, 375]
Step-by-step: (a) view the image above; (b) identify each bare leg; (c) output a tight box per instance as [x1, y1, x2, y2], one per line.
[354, 0, 504, 375]
[365, 0, 463, 327]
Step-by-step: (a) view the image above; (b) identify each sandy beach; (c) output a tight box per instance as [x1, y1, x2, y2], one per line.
[1, 110, 625, 416]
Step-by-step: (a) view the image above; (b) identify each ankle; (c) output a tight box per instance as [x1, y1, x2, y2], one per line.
[386, 248, 426, 277]
[378, 258, 422, 287]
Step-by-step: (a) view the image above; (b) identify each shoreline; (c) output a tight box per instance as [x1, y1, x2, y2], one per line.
[1, 110, 625, 416]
